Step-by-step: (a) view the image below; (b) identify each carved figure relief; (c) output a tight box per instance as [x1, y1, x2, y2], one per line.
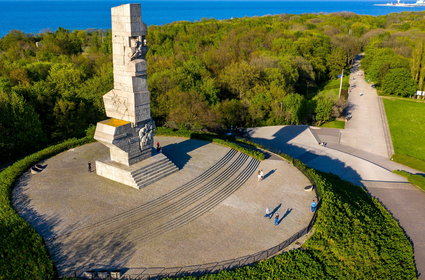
[130, 36, 147, 61]
[110, 91, 129, 117]
[138, 121, 155, 150]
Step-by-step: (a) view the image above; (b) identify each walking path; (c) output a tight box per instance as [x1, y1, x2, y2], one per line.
[341, 60, 392, 158]
[248, 57, 425, 279]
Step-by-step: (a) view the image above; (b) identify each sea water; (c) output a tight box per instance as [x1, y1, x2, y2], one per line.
[1, 0, 425, 36]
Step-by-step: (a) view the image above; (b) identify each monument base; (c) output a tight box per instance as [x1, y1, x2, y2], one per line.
[96, 152, 179, 189]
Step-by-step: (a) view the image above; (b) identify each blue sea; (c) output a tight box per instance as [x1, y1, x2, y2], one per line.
[1, 0, 425, 36]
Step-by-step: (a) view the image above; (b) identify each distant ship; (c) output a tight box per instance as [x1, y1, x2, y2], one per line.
[375, 0, 425, 6]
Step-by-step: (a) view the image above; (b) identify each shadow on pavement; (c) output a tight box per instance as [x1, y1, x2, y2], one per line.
[279, 208, 292, 224]
[263, 169, 276, 180]
[247, 125, 363, 186]
[162, 139, 209, 169]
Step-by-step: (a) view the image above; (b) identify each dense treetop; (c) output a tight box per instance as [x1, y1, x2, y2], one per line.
[1, 11, 425, 164]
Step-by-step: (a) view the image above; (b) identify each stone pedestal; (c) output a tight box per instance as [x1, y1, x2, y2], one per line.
[95, 118, 154, 166]
[96, 152, 178, 190]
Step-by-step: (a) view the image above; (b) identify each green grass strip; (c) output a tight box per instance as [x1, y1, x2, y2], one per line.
[320, 120, 346, 129]
[394, 170, 425, 192]
[383, 97, 425, 172]
[392, 154, 425, 174]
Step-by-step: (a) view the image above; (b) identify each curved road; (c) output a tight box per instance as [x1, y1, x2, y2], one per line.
[248, 59, 425, 279]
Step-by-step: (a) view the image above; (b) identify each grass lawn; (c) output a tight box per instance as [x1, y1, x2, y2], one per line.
[316, 76, 350, 101]
[393, 170, 425, 192]
[320, 120, 345, 129]
[383, 97, 425, 172]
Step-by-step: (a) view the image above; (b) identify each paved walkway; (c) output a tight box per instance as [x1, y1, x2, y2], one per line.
[12, 137, 315, 277]
[248, 60, 425, 279]
[341, 60, 392, 158]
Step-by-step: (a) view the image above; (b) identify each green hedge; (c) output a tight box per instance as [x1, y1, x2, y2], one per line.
[0, 136, 93, 280]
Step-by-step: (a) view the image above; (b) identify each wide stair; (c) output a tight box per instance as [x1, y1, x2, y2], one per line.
[58, 149, 259, 243]
[130, 154, 179, 189]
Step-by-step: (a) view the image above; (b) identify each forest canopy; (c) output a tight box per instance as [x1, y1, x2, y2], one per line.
[1, 11, 425, 164]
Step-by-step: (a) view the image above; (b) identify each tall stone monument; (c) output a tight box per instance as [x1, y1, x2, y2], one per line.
[94, 3, 177, 189]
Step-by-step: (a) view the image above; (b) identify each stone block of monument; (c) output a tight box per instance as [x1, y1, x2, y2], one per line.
[94, 4, 178, 189]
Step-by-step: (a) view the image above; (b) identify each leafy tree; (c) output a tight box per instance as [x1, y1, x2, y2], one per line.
[47, 63, 84, 98]
[411, 39, 425, 91]
[363, 48, 409, 85]
[165, 90, 217, 130]
[281, 93, 307, 124]
[0, 90, 46, 163]
[314, 96, 334, 125]
[245, 85, 273, 126]
[216, 99, 248, 128]
[219, 61, 260, 99]
[25, 62, 52, 82]
[198, 77, 219, 105]
[9, 68, 30, 86]
[327, 47, 346, 79]
[382, 68, 417, 96]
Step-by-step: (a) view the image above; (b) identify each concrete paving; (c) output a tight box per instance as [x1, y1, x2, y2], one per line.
[341, 64, 390, 158]
[12, 136, 315, 277]
[248, 59, 425, 279]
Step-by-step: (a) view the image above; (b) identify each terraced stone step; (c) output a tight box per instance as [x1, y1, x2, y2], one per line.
[130, 157, 170, 177]
[55, 149, 238, 237]
[130, 156, 179, 189]
[129, 157, 260, 242]
[135, 164, 179, 189]
[94, 152, 250, 236]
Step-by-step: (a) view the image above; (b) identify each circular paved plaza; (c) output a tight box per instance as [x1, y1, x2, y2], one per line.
[12, 136, 315, 277]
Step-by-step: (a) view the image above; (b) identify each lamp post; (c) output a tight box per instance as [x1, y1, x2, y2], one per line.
[338, 69, 344, 99]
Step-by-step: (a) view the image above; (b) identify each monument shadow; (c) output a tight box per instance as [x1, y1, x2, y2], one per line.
[161, 138, 209, 169]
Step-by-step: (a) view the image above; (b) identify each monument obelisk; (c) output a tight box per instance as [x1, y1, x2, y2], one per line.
[94, 4, 177, 189]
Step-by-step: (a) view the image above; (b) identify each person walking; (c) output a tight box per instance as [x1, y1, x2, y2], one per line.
[257, 170, 262, 182]
[265, 208, 271, 218]
[260, 169, 264, 180]
[88, 161, 92, 172]
[311, 200, 317, 212]
[274, 213, 279, 226]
